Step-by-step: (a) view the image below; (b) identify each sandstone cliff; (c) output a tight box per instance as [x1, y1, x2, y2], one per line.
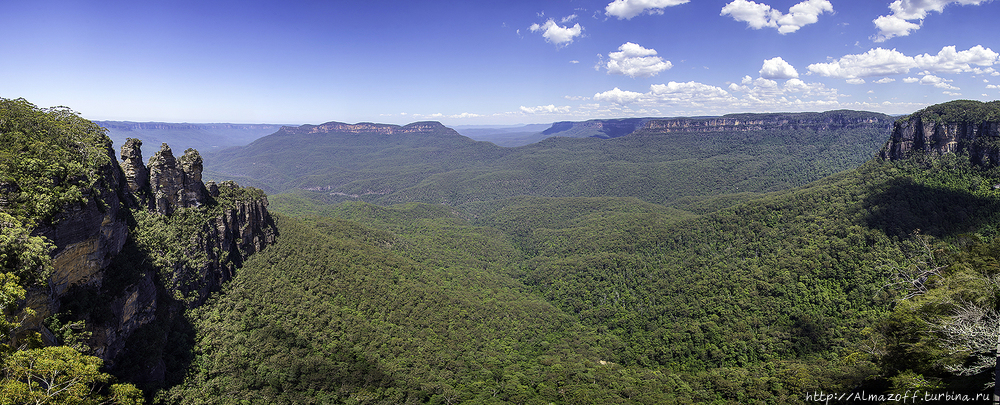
[880, 112, 1000, 165]
[640, 111, 890, 134]
[281, 120, 447, 135]
[540, 111, 891, 140]
[21, 136, 277, 385]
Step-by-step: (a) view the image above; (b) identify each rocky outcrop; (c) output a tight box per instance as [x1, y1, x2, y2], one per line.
[147, 143, 208, 215]
[22, 145, 131, 337]
[21, 137, 277, 385]
[120, 138, 148, 198]
[186, 184, 276, 306]
[880, 115, 1000, 165]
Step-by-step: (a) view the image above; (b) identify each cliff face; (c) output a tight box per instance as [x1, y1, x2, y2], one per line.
[641, 111, 889, 134]
[540, 111, 891, 140]
[22, 145, 132, 337]
[285, 121, 448, 135]
[22, 136, 277, 384]
[880, 115, 1000, 165]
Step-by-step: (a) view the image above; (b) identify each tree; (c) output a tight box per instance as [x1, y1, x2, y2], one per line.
[887, 235, 1000, 404]
[934, 293, 1000, 404]
[0, 346, 144, 405]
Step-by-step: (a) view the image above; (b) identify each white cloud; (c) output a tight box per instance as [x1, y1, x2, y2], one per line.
[520, 104, 572, 114]
[846, 78, 866, 84]
[807, 48, 915, 79]
[875, 77, 896, 83]
[973, 67, 1000, 76]
[561, 14, 578, 23]
[914, 45, 999, 74]
[943, 91, 963, 96]
[721, 0, 833, 34]
[605, 0, 690, 20]
[648, 81, 732, 102]
[594, 87, 646, 104]
[918, 74, 959, 90]
[529, 19, 583, 46]
[759, 57, 799, 79]
[604, 42, 673, 78]
[807, 45, 999, 81]
[584, 76, 930, 117]
[570, 60, 580, 64]
[776, 0, 836, 34]
[987, 84, 1000, 89]
[873, 0, 991, 42]
[594, 82, 735, 107]
[871, 15, 921, 42]
[903, 77, 920, 83]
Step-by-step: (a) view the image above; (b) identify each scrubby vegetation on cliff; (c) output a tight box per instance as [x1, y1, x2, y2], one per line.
[1, 97, 277, 403]
[1, 98, 144, 404]
[906, 99, 1000, 124]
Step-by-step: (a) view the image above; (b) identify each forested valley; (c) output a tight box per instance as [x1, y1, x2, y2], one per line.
[5, 98, 1000, 404]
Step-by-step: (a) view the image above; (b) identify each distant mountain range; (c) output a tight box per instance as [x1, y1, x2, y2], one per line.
[201, 110, 896, 209]
[95, 121, 290, 155]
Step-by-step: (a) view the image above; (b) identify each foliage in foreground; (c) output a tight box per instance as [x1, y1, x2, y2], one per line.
[0, 97, 143, 405]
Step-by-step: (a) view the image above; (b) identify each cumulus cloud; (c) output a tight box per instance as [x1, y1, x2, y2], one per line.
[648, 81, 732, 102]
[605, 0, 691, 19]
[721, 0, 833, 34]
[873, 0, 991, 42]
[585, 76, 929, 117]
[759, 57, 799, 79]
[603, 42, 673, 78]
[520, 104, 572, 114]
[529, 19, 583, 46]
[874, 78, 896, 83]
[593, 87, 646, 104]
[807, 48, 915, 79]
[846, 78, 866, 84]
[918, 74, 959, 90]
[914, 45, 999, 74]
[871, 15, 921, 42]
[988, 84, 1000, 89]
[807, 45, 999, 81]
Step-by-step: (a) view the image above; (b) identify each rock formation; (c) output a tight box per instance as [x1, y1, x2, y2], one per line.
[147, 143, 208, 215]
[119, 138, 148, 198]
[880, 115, 1000, 165]
[22, 138, 277, 386]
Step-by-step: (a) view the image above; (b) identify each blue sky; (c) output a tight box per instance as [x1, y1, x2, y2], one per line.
[2, 0, 998, 125]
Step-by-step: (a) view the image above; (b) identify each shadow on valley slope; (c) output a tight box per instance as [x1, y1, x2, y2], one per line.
[863, 177, 1000, 238]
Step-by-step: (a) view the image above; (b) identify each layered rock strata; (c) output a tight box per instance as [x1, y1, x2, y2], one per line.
[880, 115, 1000, 165]
[22, 138, 277, 385]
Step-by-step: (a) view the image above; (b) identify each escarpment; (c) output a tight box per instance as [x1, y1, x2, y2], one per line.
[880, 107, 1000, 166]
[639, 110, 892, 134]
[20, 136, 277, 385]
[540, 111, 893, 140]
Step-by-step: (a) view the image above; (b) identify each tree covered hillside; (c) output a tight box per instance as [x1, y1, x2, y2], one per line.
[168, 142, 1000, 403]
